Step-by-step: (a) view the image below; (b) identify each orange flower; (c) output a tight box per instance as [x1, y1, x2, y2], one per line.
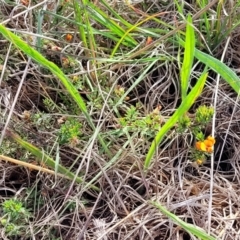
[206, 146, 213, 153]
[65, 33, 73, 42]
[196, 136, 215, 153]
[195, 141, 207, 151]
[207, 136, 215, 145]
[145, 36, 153, 46]
[204, 139, 212, 147]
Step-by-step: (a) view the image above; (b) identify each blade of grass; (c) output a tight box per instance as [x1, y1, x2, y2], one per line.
[73, 0, 88, 50]
[194, 48, 240, 94]
[196, 0, 211, 43]
[177, 37, 240, 94]
[87, 3, 137, 47]
[111, 11, 167, 57]
[0, 25, 87, 113]
[144, 71, 208, 170]
[180, 14, 195, 100]
[151, 201, 216, 240]
[0, 24, 111, 156]
[5, 129, 99, 190]
[100, 0, 133, 29]
[73, 0, 97, 81]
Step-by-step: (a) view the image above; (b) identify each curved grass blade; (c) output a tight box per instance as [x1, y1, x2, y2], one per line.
[181, 14, 195, 100]
[194, 49, 240, 94]
[73, 0, 88, 50]
[111, 11, 166, 57]
[87, 3, 137, 47]
[0, 24, 87, 114]
[144, 72, 208, 170]
[5, 129, 99, 191]
[177, 37, 240, 94]
[0, 24, 110, 156]
[151, 201, 216, 240]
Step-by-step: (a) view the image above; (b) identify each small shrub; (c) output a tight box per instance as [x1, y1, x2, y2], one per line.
[1, 199, 30, 237]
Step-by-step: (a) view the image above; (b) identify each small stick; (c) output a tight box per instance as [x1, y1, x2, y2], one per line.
[0, 154, 72, 181]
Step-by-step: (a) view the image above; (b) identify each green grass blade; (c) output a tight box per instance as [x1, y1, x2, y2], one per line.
[177, 37, 240, 94]
[181, 14, 195, 100]
[0, 24, 87, 114]
[100, 0, 133, 29]
[111, 12, 164, 57]
[5, 130, 99, 190]
[151, 201, 216, 240]
[194, 49, 240, 94]
[73, 0, 88, 50]
[87, 3, 137, 47]
[0, 24, 111, 156]
[144, 71, 208, 170]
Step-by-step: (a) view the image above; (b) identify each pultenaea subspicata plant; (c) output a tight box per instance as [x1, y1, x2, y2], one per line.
[177, 105, 215, 164]
[1, 199, 30, 237]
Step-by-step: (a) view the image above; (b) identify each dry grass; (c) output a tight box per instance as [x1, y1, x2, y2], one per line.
[0, 0, 240, 239]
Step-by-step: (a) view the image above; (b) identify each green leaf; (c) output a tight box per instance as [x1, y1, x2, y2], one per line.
[177, 37, 240, 94]
[0, 24, 111, 157]
[87, 2, 137, 47]
[194, 49, 240, 93]
[5, 130, 99, 190]
[151, 201, 216, 240]
[0, 24, 87, 114]
[181, 14, 195, 100]
[144, 71, 208, 170]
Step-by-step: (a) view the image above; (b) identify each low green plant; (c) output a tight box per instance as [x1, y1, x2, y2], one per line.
[177, 105, 215, 164]
[32, 112, 53, 130]
[58, 118, 82, 145]
[1, 198, 30, 237]
[118, 104, 161, 138]
[43, 97, 56, 112]
[177, 105, 214, 135]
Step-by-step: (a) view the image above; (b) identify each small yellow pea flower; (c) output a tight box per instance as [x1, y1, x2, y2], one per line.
[195, 136, 215, 153]
[196, 159, 204, 165]
[195, 141, 207, 152]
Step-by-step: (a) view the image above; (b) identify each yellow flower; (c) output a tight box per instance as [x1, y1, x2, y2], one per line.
[195, 136, 215, 153]
[196, 159, 204, 165]
[195, 141, 207, 151]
